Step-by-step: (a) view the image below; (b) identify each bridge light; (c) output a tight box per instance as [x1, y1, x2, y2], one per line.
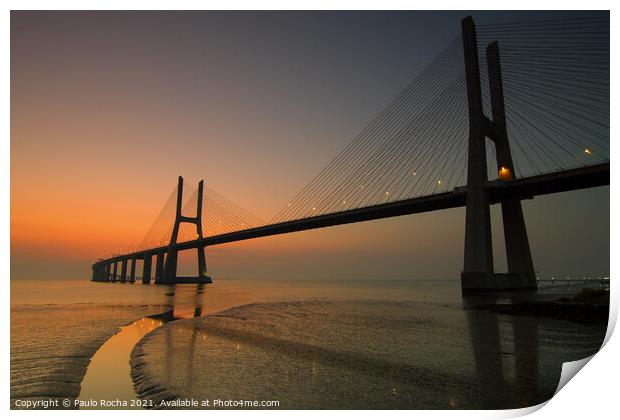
[342, 200, 346, 204]
[437, 180, 442, 185]
[584, 147, 592, 155]
[385, 191, 390, 196]
[498, 167, 511, 180]
[412, 171, 416, 176]
[312, 207, 316, 211]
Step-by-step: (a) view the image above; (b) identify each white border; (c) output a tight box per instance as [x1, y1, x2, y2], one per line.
[3, 2, 616, 419]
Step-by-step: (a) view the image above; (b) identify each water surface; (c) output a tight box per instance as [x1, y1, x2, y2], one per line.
[10, 278, 608, 409]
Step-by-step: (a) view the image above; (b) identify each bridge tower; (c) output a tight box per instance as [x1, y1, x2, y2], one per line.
[461, 16, 537, 292]
[159, 176, 212, 284]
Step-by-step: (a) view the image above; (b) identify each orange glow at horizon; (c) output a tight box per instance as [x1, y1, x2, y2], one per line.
[10, 11, 610, 282]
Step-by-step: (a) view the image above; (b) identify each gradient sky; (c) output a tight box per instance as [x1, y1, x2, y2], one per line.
[11, 11, 609, 281]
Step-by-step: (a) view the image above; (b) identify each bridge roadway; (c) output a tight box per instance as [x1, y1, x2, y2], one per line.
[94, 162, 609, 267]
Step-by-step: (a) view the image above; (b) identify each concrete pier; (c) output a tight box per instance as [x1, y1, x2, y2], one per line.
[143, 253, 152, 284]
[461, 16, 495, 290]
[159, 177, 212, 284]
[120, 259, 127, 282]
[460, 17, 537, 292]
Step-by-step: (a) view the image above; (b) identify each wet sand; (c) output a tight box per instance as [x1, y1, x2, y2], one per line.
[10, 303, 167, 409]
[130, 300, 607, 409]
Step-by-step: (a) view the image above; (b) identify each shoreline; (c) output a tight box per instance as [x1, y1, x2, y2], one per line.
[466, 288, 611, 325]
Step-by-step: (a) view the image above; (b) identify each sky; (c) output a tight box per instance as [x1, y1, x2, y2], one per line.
[10, 11, 609, 281]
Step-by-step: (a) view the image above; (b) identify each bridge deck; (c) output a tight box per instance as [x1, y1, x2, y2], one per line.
[94, 162, 609, 266]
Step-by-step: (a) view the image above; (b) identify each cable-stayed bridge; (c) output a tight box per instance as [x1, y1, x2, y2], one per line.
[92, 16, 609, 293]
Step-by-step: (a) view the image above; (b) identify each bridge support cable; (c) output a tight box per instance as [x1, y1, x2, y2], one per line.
[475, 14, 609, 178]
[201, 187, 265, 237]
[139, 184, 182, 250]
[269, 37, 466, 224]
[313, 77, 469, 217]
[270, 37, 471, 224]
[169, 185, 265, 240]
[93, 185, 180, 261]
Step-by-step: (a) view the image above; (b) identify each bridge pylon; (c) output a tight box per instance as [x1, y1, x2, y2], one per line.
[158, 176, 212, 284]
[461, 17, 537, 292]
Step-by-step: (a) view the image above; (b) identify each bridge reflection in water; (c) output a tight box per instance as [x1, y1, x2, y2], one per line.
[122, 284, 606, 409]
[78, 284, 206, 408]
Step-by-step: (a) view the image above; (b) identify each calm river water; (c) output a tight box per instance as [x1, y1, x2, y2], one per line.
[10, 278, 608, 409]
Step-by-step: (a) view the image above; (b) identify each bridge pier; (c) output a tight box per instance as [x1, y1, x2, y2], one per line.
[486, 42, 536, 289]
[461, 16, 495, 290]
[160, 177, 212, 284]
[129, 256, 137, 282]
[112, 261, 118, 282]
[161, 249, 178, 284]
[460, 17, 537, 292]
[155, 251, 164, 283]
[120, 258, 128, 282]
[198, 246, 207, 277]
[143, 253, 152, 284]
